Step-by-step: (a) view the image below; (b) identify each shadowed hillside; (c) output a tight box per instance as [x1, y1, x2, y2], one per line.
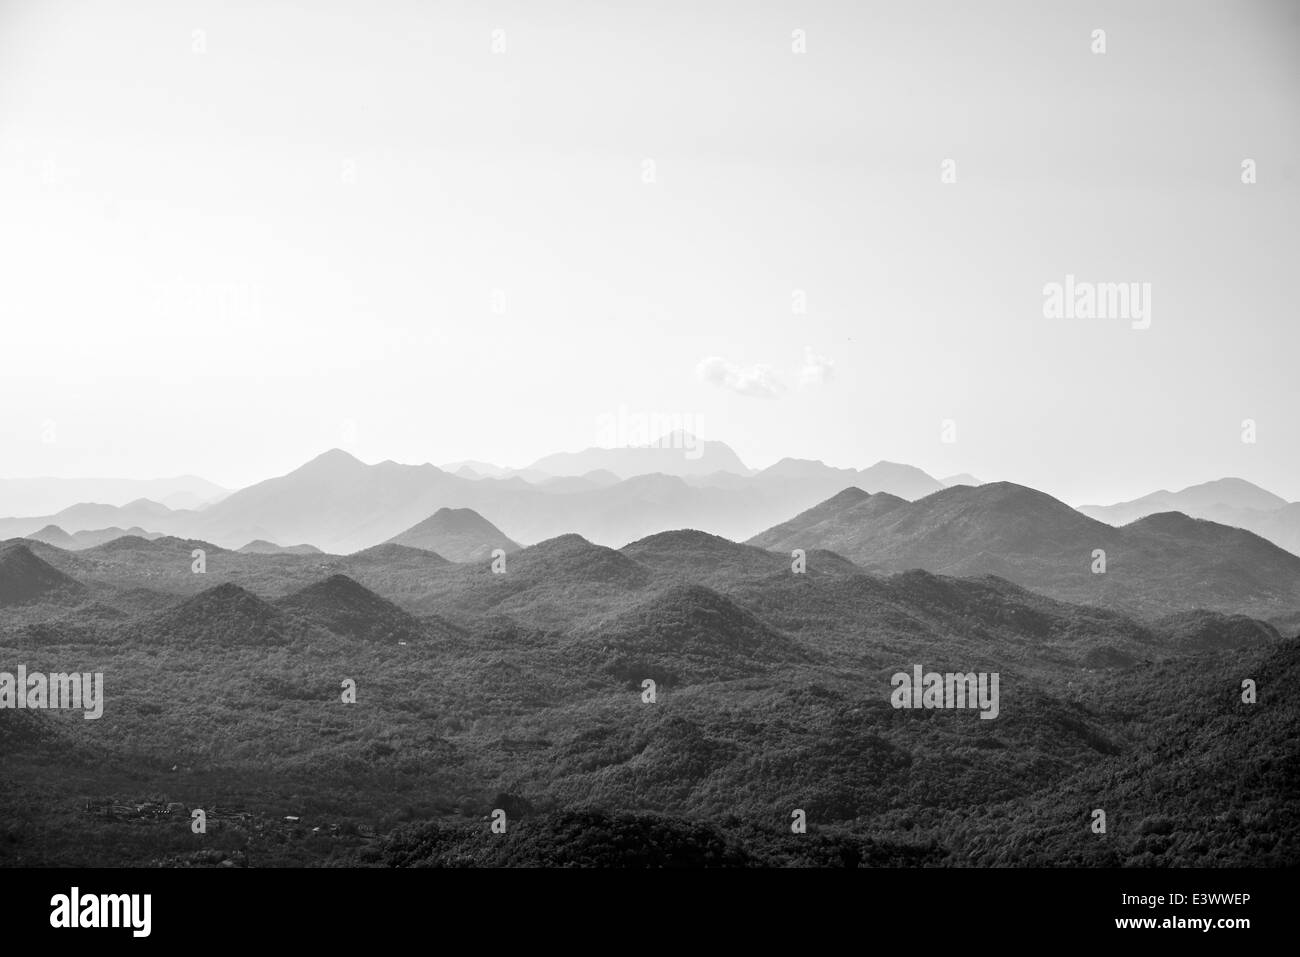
[276, 574, 424, 644]
[0, 543, 87, 607]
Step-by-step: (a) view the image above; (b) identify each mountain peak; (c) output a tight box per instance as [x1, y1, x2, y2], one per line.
[148, 583, 288, 646]
[287, 572, 397, 608]
[0, 542, 87, 605]
[758, 457, 835, 478]
[28, 525, 75, 548]
[527, 532, 597, 553]
[347, 542, 451, 564]
[526, 435, 750, 479]
[585, 581, 809, 683]
[429, 506, 496, 530]
[1172, 477, 1286, 510]
[825, 487, 871, 508]
[1126, 510, 1207, 534]
[278, 573, 422, 644]
[385, 507, 519, 562]
[121, 498, 171, 513]
[294, 448, 366, 475]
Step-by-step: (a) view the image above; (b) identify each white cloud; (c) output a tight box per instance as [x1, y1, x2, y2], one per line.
[695, 356, 785, 399]
[798, 346, 834, 387]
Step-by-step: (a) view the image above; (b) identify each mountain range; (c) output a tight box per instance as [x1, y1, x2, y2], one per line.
[2, 507, 1294, 867]
[1080, 478, 1300, 556]
[8, 477, 1299, 628]
[748, 482, 1300, 621]
[0, 475, 228, 516]
[26, 524, 164, 550]
[0, 444, 949, 553]
[3, 443, 1298, 576]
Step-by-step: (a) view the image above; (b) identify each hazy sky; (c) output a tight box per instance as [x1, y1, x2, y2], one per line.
[1, 0, 1297, 504]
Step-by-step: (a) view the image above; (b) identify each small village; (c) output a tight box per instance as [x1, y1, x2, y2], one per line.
[82, 798, 379, 866]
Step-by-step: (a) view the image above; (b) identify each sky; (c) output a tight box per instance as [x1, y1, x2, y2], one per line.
[1, 0, 1297, 504]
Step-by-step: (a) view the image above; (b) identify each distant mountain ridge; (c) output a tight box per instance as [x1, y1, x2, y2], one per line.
[0, 448, 954, 553]
[0, 475, 227, 517]
[757, 458, 944, 500]
[527, 431, 752, 479]
[28, 524, 164, 550]
[1081, 478, 1286, 519]
[1081, 478, 1300, 556]
[238, 540, 323, 555]
[7, 449, 1292, 577]
[748, 482, 1300, 619]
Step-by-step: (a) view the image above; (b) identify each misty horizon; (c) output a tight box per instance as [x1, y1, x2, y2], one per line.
[3, 434, 1299, 513]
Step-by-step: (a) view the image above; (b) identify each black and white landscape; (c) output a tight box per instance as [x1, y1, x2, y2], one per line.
[1, 0, 1297, 875]
[2, 441, 1297, 868]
